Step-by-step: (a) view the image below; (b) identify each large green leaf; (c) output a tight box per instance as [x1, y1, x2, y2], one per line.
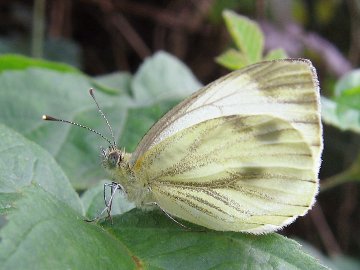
[0, 124, 82, 214]
[0, 52, 201, 189]
[94, 71, 133, 95]
[0, 184, 328, 269]
[100, 210, 327, 270]
[0, 128, 327, 269]
[0, 68, 121, 188]
[132, 51, 201, 104]
[0, 185, 135, 269]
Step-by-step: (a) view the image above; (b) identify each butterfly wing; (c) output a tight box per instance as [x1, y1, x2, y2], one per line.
[133, 114, 317, 233]
[130, 59, 322, 173]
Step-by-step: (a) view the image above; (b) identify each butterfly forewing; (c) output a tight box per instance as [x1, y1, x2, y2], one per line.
[133, 114, 317, 233]
[130, 59, 322, 174]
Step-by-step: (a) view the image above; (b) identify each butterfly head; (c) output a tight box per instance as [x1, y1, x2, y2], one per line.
[101, 146, 125, 170]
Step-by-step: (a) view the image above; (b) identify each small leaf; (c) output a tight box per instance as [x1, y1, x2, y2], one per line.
[337, 87, 360, 111]
[223, 10, 264, 63]
[264, 48, 288, 61]
[215, 49, 248, 70]
[322, 69, 360, 133]
[335, 69, 360, 96]
[321, 97, 360, 133]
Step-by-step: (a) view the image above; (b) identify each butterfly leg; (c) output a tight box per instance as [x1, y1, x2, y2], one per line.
[145, 201, 190, 230]
[85, 182, 124, 223]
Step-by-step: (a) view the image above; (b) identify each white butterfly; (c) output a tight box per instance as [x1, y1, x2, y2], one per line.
[44, 59, 323, 234]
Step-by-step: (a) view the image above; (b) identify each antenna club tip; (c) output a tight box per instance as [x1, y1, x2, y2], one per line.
[42, 115, 56, 121]
[89, 88, 94, 95]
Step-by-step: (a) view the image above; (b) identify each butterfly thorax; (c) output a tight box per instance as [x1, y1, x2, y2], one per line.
[102, 147, 155, 209]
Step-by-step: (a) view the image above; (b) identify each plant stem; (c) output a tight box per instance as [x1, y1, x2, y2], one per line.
[321, 155, 360, 191]
[32, 0, 46, 58]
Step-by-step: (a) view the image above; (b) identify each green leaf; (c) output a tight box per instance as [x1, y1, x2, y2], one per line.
[335, 69, 360, 96]
[94, 71, 132, 95]
[119, 101, 179, 152]
[337, 87, 360, 112]
[132, 51, 201, 104]
[264, 48, 288, 61]
[321, 97, 360, 133]
[0, 52, 201, 189]
[223, 10, 264, 63]
[0, 185, 327, 269]
[298, 239, 360, 270]
[100, 210, 327, 270]
[322, 69, 360, 133]
[0, 185, 135, 270]
[0, 67, 128, 189]
[215, 49, 248, 70]
[0, 124, 82, 214]
[0, 54, 80, 73]
[334, 69, 360, 111]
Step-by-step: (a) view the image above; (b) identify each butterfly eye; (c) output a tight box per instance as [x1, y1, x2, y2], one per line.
[107, 152, 119, 168]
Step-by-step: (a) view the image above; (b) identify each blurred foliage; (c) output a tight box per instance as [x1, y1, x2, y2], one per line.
[216, 10, 287, 69]
[322, 69, 360, 133]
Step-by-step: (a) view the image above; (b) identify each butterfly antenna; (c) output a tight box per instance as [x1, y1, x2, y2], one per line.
[89, 89, 117, 148]
[42, 115, 113, 146]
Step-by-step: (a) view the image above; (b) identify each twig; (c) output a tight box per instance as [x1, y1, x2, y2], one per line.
[321, 154, 360, 191]
[261, 21, 352, 77]
[310, 204, 342, 257]
[109, 13, 151, 59]
[32, 0, 46, 58]
[347, 0, 360, 65]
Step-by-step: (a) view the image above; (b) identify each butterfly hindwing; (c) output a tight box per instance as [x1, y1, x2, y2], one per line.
[133, 114, 317, 233]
